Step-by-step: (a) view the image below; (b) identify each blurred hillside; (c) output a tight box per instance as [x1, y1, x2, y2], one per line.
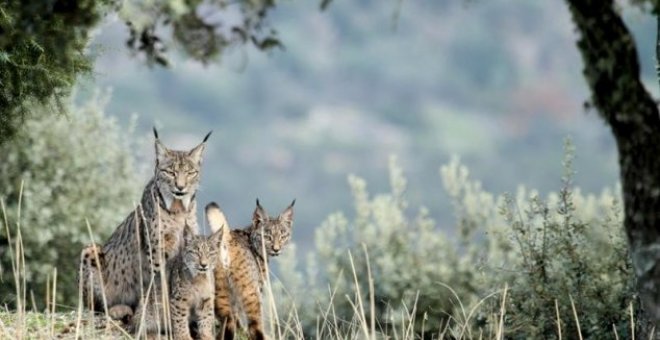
[76, 0, 657, 249]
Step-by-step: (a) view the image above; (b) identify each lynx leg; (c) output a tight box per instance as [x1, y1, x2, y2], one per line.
[78, 243, 105, 311]
[170, 300, 193, 340]
[195, 297, 215, 340]
[214, 275, 236, 340]
[238, 281, 265, 340]
[245, 300, 265, 340]
[131, 286, 168, 337]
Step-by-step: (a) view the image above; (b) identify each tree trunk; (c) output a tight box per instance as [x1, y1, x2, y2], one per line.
[564, 0, 660, 334]
[656, 14, 660, 91]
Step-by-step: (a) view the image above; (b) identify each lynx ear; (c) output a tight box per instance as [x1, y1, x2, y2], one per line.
[183, 224, 195, 245]
[154, 127, 169, 165]
[209, 227, 224, 250]
[189, 131, 212, 164]
[206, 202, 229, 234]
[279, 199, 295, 224]
[253, 198, 268, 226]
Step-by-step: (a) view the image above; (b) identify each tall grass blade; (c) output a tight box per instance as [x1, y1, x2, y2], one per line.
[569, 294, 583, 340]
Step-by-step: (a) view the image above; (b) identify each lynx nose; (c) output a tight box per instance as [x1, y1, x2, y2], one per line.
[174, 176, 186, 191]
[199, 262, 209, 271]
[173, 183, 187, 197]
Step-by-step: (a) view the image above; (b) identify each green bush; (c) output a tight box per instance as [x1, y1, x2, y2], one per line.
[0, 94, 143, 309]
[275, 142, 636, 339]
[490, 143, 636, 339]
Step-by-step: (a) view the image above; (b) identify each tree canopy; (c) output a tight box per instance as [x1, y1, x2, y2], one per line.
[0, 0, 108, 144]
[0, 0, 290, 145]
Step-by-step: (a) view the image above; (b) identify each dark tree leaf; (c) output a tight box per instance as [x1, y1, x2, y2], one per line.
[320, 0, 333, 11]
[254, 36, 284, 51]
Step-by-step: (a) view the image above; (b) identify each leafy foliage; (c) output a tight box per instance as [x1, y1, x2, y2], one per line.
[0, 95, 143, 309]
[0, 0, 301, 144]
[0, 0, 110, 144]
[276, 143, 637, 339]
[120, 0, 284, 66]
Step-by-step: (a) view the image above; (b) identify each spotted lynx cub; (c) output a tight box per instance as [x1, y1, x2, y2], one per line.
[167, 222, 227, 340]
[77, 128, 211, 328]
[208, 199, 295, 340]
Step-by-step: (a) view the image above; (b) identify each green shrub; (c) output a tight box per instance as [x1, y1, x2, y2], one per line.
[488, 142, 636, 339]
[275, 141, 636, 339]
[0, 94, 143, 309]
[275, 156, 497, 337]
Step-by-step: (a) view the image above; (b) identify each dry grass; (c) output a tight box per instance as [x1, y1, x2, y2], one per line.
[0, 185, 645, 340]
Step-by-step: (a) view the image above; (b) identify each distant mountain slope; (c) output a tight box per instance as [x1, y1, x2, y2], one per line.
[78, 0, 655, 249]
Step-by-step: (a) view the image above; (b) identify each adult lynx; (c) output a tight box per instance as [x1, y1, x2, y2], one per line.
[207, 199, 295, 340]
[78, 128, 211, 328]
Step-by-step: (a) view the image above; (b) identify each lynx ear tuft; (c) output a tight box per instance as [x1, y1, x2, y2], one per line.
[154, 129, 168, 165]
[253, 198, 267, 225]
[202, 130, 213, 143]
[189, 131, 210, 164]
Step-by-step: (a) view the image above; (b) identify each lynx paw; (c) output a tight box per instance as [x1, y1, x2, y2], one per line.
[108, 304, 133, 322]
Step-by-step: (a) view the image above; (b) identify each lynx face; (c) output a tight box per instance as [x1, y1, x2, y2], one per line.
[181, 226, 222, 277]
[250, 199, 295, 257]
[153, 128, 211, 211]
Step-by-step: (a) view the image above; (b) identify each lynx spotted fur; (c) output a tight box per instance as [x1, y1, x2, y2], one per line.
[148, 222, 227, 340]
[78, 128, 211, 330]
[207, 199, 294, 340]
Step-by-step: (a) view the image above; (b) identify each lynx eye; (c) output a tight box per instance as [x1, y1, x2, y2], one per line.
[161, 169, 175, 176]
[187, 170, 198, 176]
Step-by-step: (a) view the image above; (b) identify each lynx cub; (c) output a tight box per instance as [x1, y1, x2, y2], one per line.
[77, 128, 211, 327]
[169, 222, 228, 340]
[208, 199, 295, 340]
